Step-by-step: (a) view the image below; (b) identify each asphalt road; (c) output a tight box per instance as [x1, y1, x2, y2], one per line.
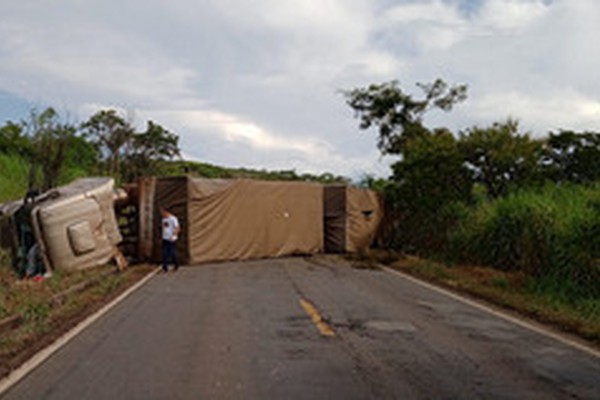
[2, 257, 599, 400]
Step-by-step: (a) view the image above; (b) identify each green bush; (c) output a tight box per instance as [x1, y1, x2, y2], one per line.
[449, 184, 600, 299]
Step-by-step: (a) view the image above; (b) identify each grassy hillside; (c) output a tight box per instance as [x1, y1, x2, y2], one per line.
[162, 160, 349, 183]
[0, 155, 349, 203]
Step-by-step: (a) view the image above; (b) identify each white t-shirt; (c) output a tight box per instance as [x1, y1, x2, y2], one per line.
[162, 214, 179, 241]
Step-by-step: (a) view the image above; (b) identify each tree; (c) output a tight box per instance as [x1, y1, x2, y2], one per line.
[357, 174, 388, 192]
[344, 79, 469, 253]
[390, 129, 473, 252]
[122, 120, 181, 181]
[0, 121, 31, 157]
[459, 120, 543, 198]
[81, 109, 134, 177]
[61, 135, 99, 180]
[343, 79, 467, 155]
[23, 108, 76, 191]
[394, 129, 472, 205]
[542, 130, 600, 184]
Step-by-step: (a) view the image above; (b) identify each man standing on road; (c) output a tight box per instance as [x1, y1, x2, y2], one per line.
[160, 207, 180, 272]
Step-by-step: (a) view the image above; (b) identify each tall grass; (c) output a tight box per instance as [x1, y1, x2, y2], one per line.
[0, 152, 91, 203]
[0, 153, 30, 203]
[449, 183, 600, 301]
[57, 165, 92, 187]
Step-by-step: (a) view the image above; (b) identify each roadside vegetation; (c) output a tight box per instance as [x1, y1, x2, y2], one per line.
[0, 246, 154, 378]
[346, 79, 600, 344]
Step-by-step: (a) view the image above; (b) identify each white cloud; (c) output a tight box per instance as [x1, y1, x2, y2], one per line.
[395, 0, 600, 136]
[470, 90, 600, 134]
[379, 1, 468, 55]
[164, 109, 326, 154]
[0, 11, 199, 109]
[477, 0, 550, 31]
[378, 0, 551, 56]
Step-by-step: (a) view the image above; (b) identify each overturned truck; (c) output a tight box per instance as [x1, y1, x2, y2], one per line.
[136, 176, 383, 265]
[0, 178, 122, 275]
[1, 176, 383, 273]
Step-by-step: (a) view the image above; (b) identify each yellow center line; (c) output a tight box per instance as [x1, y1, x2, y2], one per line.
[299, 298, 336, 337]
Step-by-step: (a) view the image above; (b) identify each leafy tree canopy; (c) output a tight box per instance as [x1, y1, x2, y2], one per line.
[393, 128, 473, 208]
[0, 121, 30, 156]
[389, 128, 473, 252]
[543, 130, 600, 184]
[344, 79, 467, 155]
[122, 120, 181, 181]
[81, 109, 134, 177]
[459, 119, 543, 198]
[22, 108, 77, 191]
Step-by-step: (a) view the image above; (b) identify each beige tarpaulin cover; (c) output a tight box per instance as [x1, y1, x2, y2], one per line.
[324, 185, 383, 253]
[145, 176, 324, 264]
[32, 178, 122, 270]
[189, 178, 323, 263]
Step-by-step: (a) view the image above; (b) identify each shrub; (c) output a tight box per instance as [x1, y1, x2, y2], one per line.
[449, 183, 600, 299]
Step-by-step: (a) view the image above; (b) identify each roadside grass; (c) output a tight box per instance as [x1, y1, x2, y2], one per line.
[0, 152, 94, 204]
[0, 153, 30, 203]
[361, 250, 600, 348]
[448, 184, 600, 301]
[0, 253, 155, 378]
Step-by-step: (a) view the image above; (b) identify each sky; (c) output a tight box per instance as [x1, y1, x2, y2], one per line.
[1, 0, 599, 179]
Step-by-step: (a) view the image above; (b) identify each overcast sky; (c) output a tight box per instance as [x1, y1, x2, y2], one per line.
[1, 0, 599, 179]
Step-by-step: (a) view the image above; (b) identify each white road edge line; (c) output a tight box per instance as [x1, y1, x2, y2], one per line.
[0, 268, 160, 396]
[382, 266, 600, 359]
